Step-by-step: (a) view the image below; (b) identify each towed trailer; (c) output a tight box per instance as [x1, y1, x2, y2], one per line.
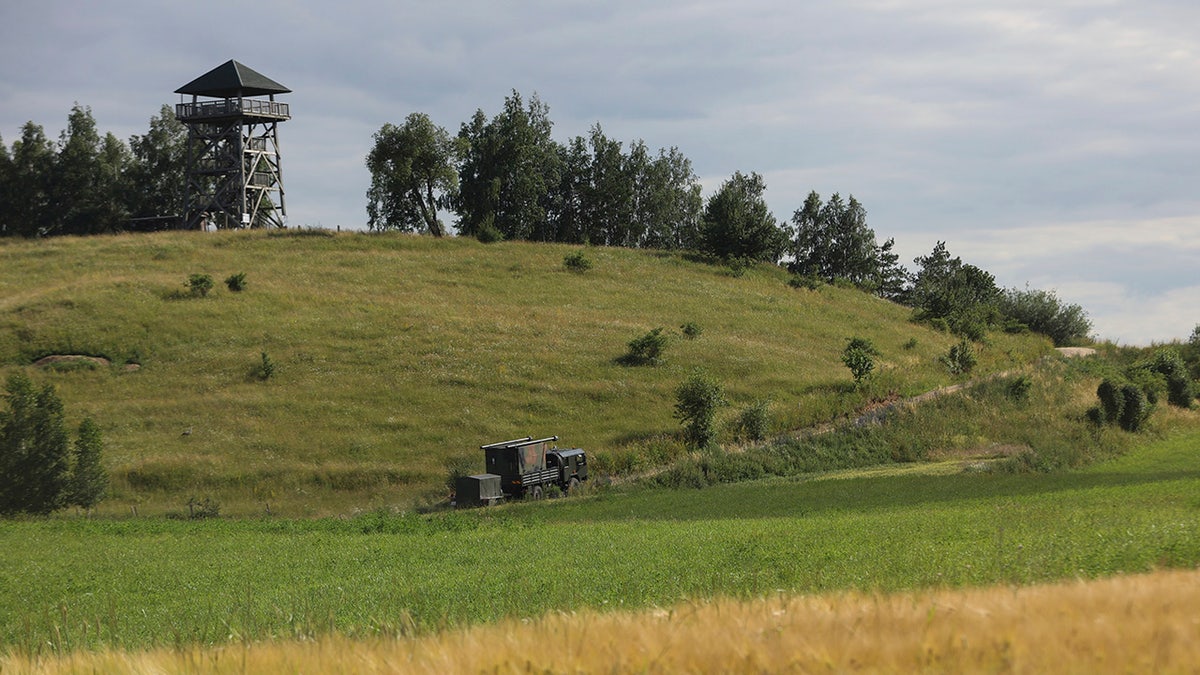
[455, 435, 588, 506]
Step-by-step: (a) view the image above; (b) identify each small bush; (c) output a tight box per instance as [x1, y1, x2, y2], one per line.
[788, 274, 821, 291]
[563, 250, 593, 273]
[952, 316, 989, 342]
[224, 272, 247, 292]
[1006, 375, 1033, 402]
[1094, 377, 1154, 432]
[475, 222, 504, 244]
[1141, 348, 1194, 408]
[186, 496, 221, 519]
[680, 322, 703, 339]
[620, 328, 668, 366]
[186, 273, 214, 298]
[996, 286, 1092, 347]
[1118, 383, 1151, 432]
[941, 340, 977, 375]
[725, 257, 751, 278]
[902, 338, 919, 350]
[736, 399, 772, 442]
[674, 369, 727, 448]
[256, 352, 276, 381]
[842, 337, 881, 385]
[1096, 379, 1124, 425]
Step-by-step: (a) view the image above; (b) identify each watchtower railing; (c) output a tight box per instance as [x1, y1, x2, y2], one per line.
[176, 99, 291, 121]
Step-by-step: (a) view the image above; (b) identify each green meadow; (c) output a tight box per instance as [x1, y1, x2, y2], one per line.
[1, 428, 1197, 655]
[0, 230, 1047, 515]
[2, 230, 1199, 659]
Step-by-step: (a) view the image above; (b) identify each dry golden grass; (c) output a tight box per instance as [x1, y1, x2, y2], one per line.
[9, 569, 1199, 674]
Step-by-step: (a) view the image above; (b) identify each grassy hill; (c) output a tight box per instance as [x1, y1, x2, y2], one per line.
[0, 230, 1051, 515]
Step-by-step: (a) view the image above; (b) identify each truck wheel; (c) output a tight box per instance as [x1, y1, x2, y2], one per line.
[568, 477, 581, 494]
[530, 486, 543, 500]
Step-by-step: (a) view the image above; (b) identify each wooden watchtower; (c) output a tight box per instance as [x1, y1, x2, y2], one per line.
[175, 60, 291, 229]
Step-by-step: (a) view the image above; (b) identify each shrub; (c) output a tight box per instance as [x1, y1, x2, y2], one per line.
[1118, 383, 1151, 432]
[902, 338, 919, 350]
[736, 399, 772, 442]
[224, 272, 247, 292]
[674, 369, 727, 448]
[257, 352, 276, 381]
[186, 273, 214, 297]
[951, 314, 990, 342]
[563, 250, 593, 273]
[680, 322, 703, 339]
[842, 337, 881, 385]
[788, 274, 821, 291]
[620, 328, 668, 366]
[1006, 375, 1033, 402]
[725, 257, 750, 278]
[475, 222, 504, 244]
[69, 418, 107, 511]
[186, 496, 221, 519]
[997, 286, 1092, 347]
[1096, 379, 1124, 425]
[1141, 348, 1194, 409]
[1094, 376, 1156, 432]
[941, 340, 977, 375]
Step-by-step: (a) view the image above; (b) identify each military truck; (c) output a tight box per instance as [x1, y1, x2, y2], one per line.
[455, 435, 588, 507]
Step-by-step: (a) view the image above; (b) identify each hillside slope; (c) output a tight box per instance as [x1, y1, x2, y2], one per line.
[0, 230, 1050, 514]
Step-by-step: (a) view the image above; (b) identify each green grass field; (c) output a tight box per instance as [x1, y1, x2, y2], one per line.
[1, 428, 1197, 655]
[3, 230, 1198, 662]
[0, 230, 1050, 515]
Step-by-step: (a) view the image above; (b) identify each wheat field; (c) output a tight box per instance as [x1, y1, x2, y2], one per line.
[7, 568, 1197, 674]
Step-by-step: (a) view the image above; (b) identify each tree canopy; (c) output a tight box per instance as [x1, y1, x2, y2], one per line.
[366, 113, 461, 236]
[699, 171, 787, 263]
[0, 374, 108, 516]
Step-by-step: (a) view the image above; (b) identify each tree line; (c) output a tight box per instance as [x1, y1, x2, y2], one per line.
[0, 104, 186, 237]
[369, 91, 1091, 345]
[0, 95, 1092, 345]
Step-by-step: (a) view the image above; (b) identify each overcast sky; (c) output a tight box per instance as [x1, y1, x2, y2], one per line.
[2, 0, 1197, 344]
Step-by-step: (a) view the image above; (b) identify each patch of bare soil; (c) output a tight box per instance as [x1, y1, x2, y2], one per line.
[1055, 347, 1097, 358]
[33, 354, 110, 368]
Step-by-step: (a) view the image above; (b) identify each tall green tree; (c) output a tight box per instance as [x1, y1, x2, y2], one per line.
[5, 122, 56, 237]
[127, 104, 187, 221]
[789, 191, 825, 275]
[581, 124, 632, 246]
[0, 133, 12, 236]
[454, 91, 562, 241]
[553, 134, 591, 243]
[366, 112, 461, 236]
[0, 374, 70, 515]
[51, 104, 104, 234]
[789, 191, 881, 288]
[873, 237, 909, 303]
[631, 144, 703, 250]
[700, 171, 786, 262]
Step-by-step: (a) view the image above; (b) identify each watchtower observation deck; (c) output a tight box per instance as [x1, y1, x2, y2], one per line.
[175, 97, 290, 123]
[174, 60, 292, 229]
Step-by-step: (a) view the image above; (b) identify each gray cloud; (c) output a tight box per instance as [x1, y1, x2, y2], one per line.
[1, 0, 1196, 343]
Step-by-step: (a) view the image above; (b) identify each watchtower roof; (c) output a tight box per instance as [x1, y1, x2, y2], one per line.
[176, 60, 291, 98]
